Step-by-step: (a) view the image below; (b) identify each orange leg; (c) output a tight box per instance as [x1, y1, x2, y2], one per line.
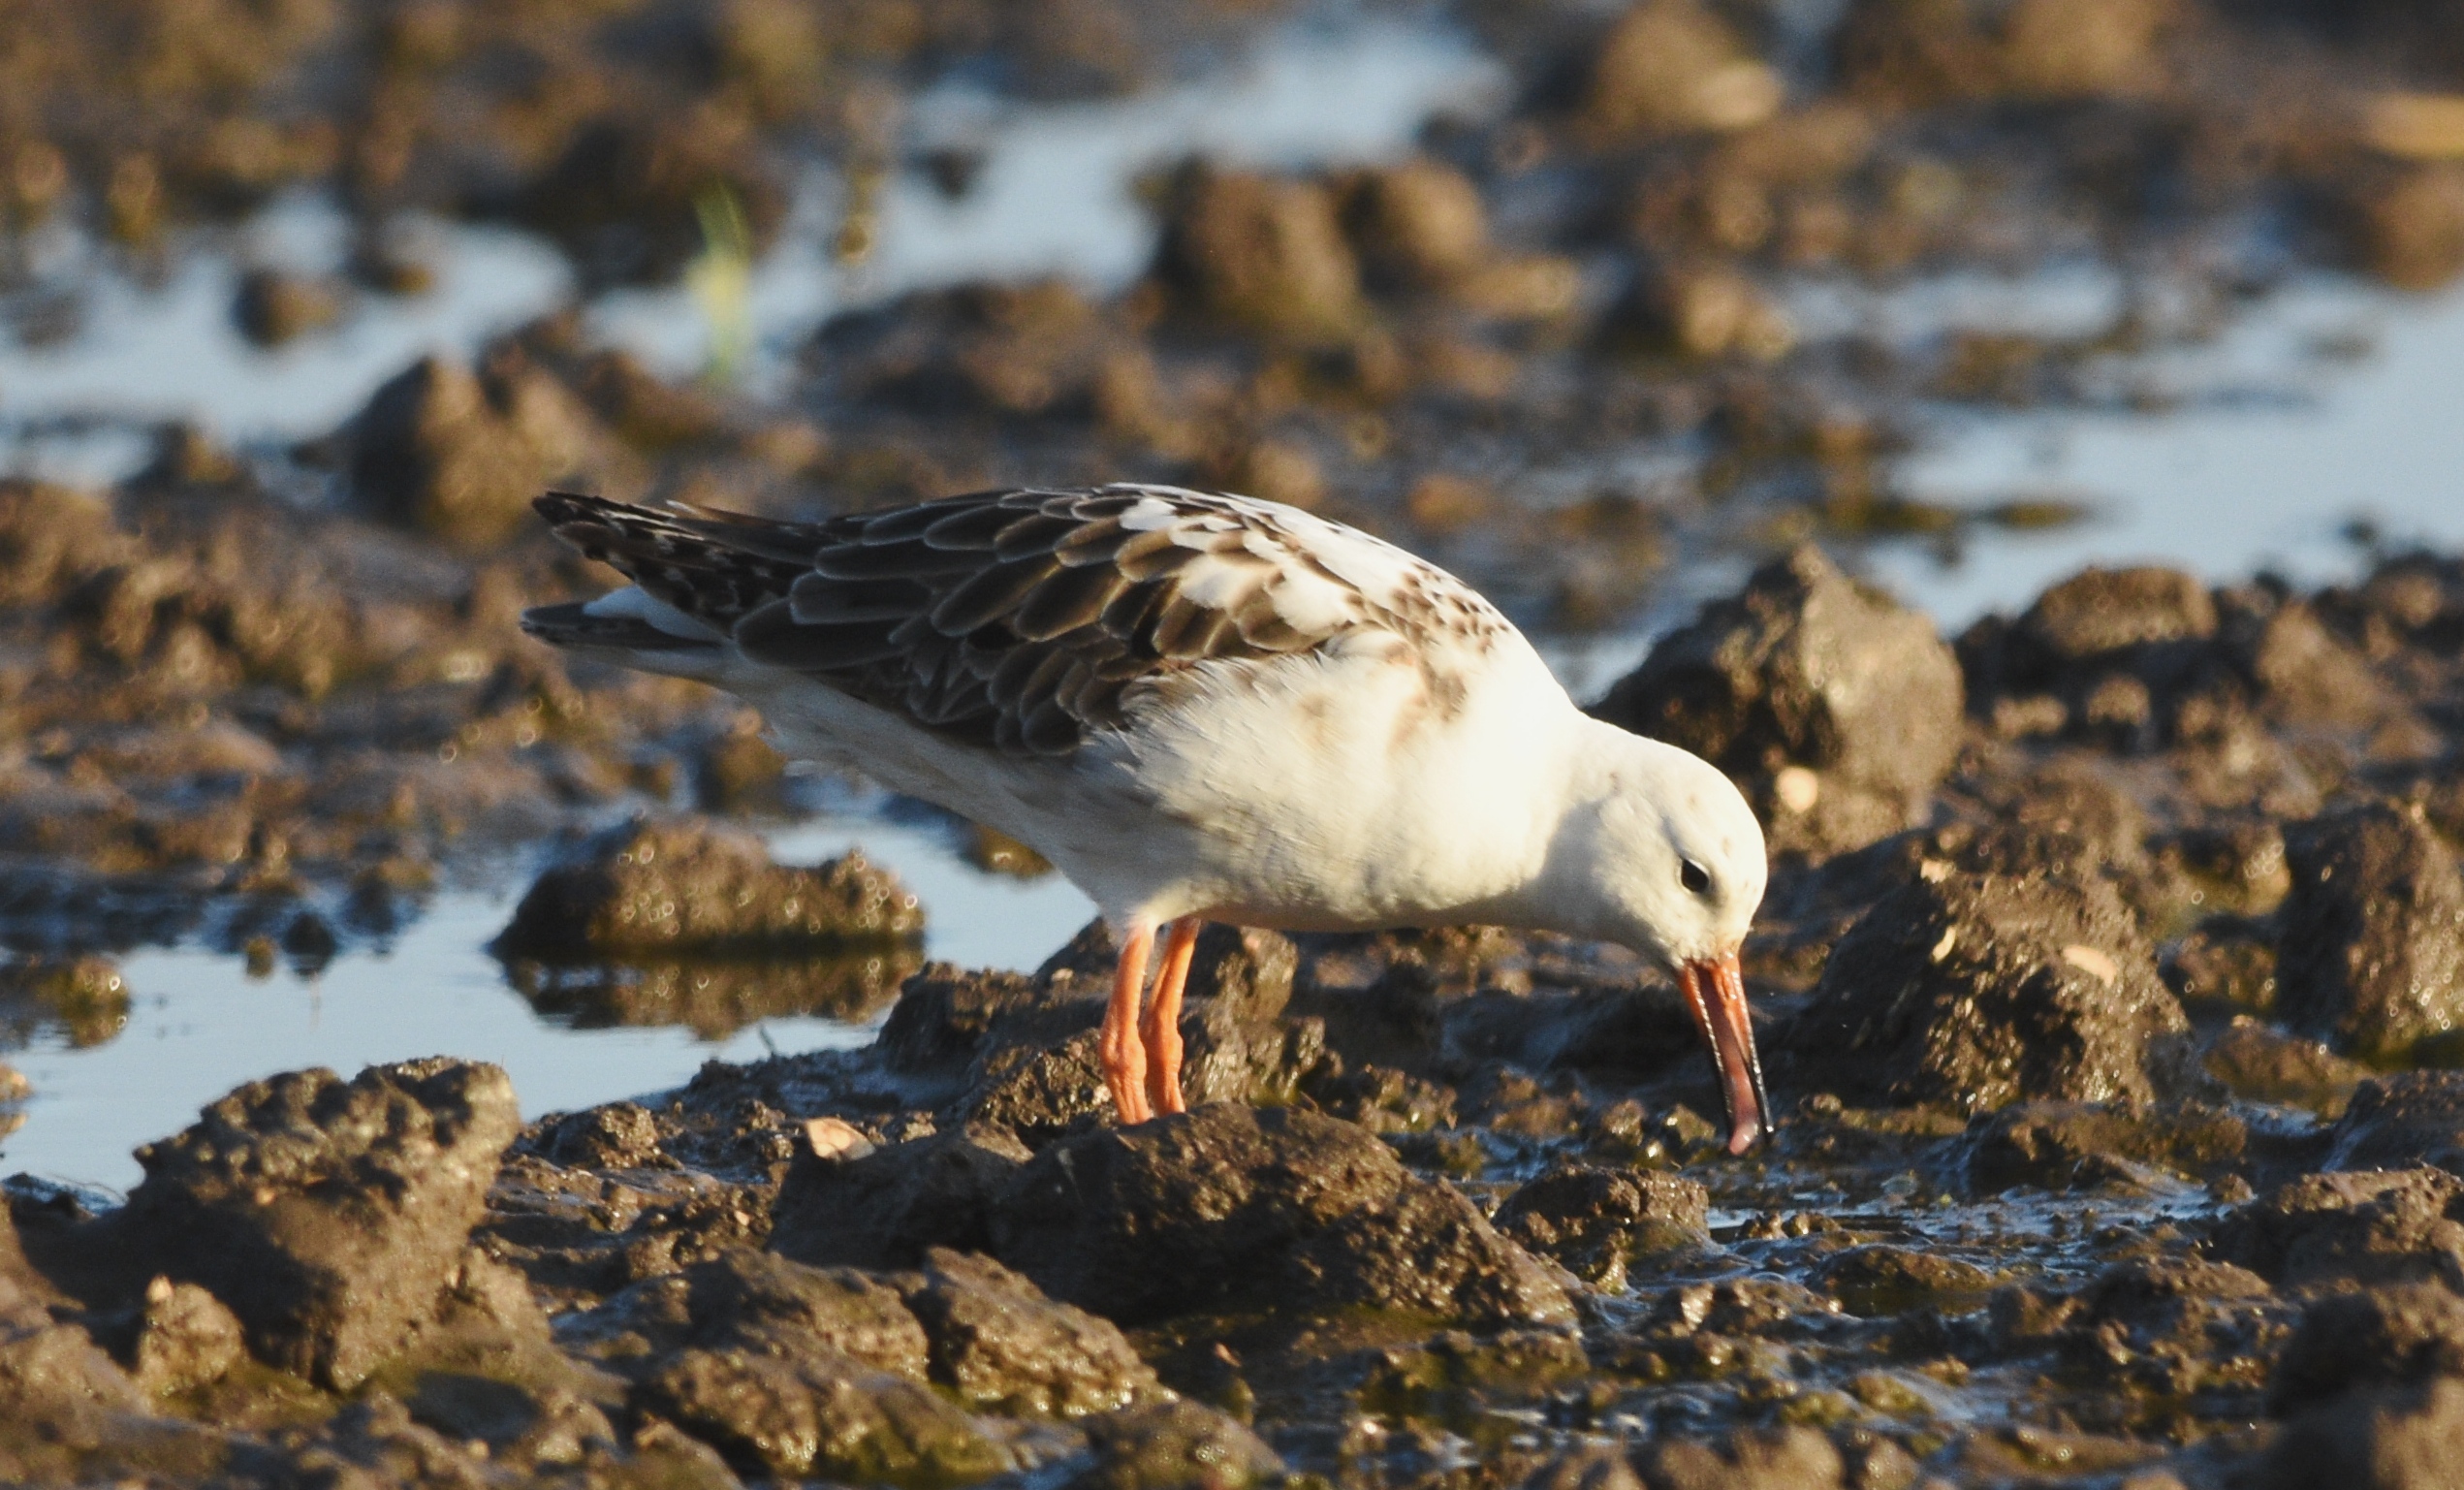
[1141, 917, 1203, 1116]
[1101, 923, 1156, 1125]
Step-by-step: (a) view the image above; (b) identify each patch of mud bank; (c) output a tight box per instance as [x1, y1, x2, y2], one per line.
[5, 541, 2461, 1486]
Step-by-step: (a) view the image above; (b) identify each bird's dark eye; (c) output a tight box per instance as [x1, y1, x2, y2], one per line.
[1680, 859, 1712, 895]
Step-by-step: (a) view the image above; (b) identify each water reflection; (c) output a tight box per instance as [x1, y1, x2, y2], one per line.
[505, 951, 920, 1040]
[0, 814, 1092, 1192]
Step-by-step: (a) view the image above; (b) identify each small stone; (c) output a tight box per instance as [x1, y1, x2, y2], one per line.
[804, 1117, 876, 1162]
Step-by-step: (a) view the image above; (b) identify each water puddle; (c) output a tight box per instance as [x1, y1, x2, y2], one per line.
[0, 813, 1093, 1193]
[5, 10, 2461, 1196]
[1868, 274, 2464, 628]
[0, 16, 1505, 479]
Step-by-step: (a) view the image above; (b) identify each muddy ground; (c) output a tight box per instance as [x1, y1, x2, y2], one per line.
[9, 1, 2464, 1486]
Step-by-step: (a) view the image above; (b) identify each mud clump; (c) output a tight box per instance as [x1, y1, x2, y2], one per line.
[638, 1346, 1007, 1482]
[2211, 1168, 2464, 1290]
[2259, 1375, 2464, 1490]
[1579, 0, 1784, 140]
[862, 926, 1321, 1143]
[1593, 544, 1963, 856]
[1963, 1100, 2248, 1192]
[496, 816, 925, 960]
[111, 1058, 520, 1389]
[1788, 866, 2187, 1111]
[2274, 803, 2464, 1062]
[0, 1288, 149, 1484]
[771, 1125, 1032, 1271]
[1816, 1244, 1994, 1316]
[2325, 1073, 2464, 1174]
[895, 1247, 1165, 1417]
[2272, 1281, 2464, 1415]
[1494, 1162, 1709, 1286]
[344, 353, 614, 549]
[0, 956, 127, 1050]
[988, 1104, 1574, 1327]
[1153, 163, 1364, 342]
[1838, 0, 2176, 108]
[2334, 162, 2464, 292]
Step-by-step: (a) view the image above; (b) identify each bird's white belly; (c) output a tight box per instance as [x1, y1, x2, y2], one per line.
[1074, 639, 1570, 930]
[715, 634, 1570, 935]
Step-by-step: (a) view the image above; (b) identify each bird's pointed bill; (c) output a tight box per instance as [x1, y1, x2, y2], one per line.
[1678, 951, 1767, 1156]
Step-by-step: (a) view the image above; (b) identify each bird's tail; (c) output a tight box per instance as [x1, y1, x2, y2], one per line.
[528, 491, 829, 631]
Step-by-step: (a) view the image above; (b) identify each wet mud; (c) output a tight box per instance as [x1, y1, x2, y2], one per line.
[9, 0, 2464, 1486]
[5, 533, 2463, 1487]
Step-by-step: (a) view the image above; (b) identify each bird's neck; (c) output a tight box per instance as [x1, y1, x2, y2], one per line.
[1449, 713, 1648, 938]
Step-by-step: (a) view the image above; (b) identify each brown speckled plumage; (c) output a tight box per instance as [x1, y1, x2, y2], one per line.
[527, 485, 1509, 757]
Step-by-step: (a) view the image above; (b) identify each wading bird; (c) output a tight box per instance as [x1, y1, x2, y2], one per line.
[522, 486, 1771, 1152]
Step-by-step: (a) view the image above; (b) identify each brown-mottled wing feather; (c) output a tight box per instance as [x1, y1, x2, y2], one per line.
[530, 486, 1498, 757]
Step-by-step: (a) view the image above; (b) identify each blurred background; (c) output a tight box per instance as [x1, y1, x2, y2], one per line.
[3, 0, 2462, 1188]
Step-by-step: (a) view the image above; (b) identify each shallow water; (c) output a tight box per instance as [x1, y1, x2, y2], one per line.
[0, 815, 1094, 1193]
[1870, 274, 2464, 628]
[5, 12, 2463, 1198]
[0, 16, 1504, 477]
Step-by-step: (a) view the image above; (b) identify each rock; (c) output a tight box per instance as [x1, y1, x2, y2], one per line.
[2326, 1074, 2464, 1174]
[640, 1345, 1008, 1483]
[2211, 1169, 2464, 1289]
[1358, 1330, 1591, 1428]
[495, 816, 925, 960]
[1494, 1163, 1710, 1286]
[2168, 823, 2292, 913]
[1581, 0, 1784, 139]
[2272, 1282, 2464, 1415]
[577, 349, 732, 449]
[1064, 1399, 1284, 1490]
[2261, 1376, 2464, 1490]
[344, 353, 605, 549]
[989, 1104, 1573, 1327]
[1636, 1423, 1846, 1490]
[1954, 759, 2154, 878]
[1593, 544, 1962, 856]
[896, 1248, 1164, 1417]
[1964, 1101, 2247, 1193]
[115, 1058, 520, 1388]
[514, 112, 784, 291]
[1789, 868, 2188, 1112]
[2276, 804, 2464, 1062]
[1153, 163, 1363, 342]
[1815, 1245, 1993, 1316]
[771, 1124, 1032, 1270]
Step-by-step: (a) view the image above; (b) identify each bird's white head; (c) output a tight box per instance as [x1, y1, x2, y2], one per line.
[1539, 720, 1772, 1155]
